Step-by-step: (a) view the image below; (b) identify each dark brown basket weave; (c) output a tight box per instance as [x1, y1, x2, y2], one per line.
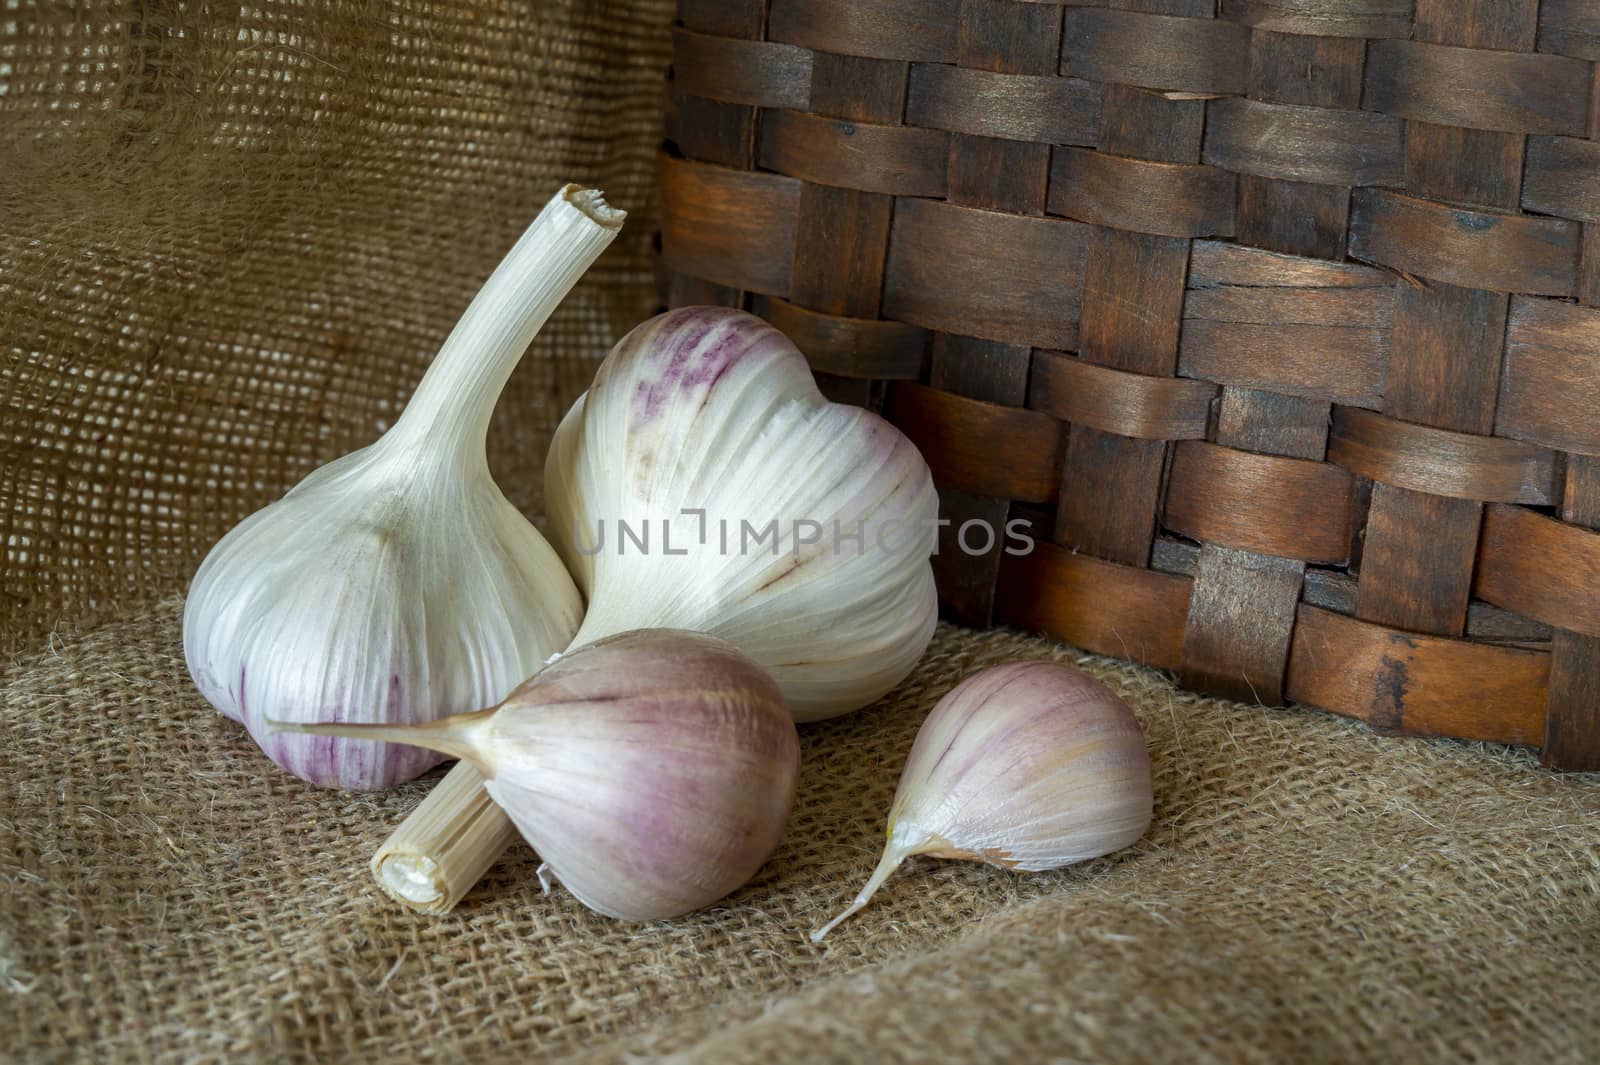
[658, 0, 1600, 768]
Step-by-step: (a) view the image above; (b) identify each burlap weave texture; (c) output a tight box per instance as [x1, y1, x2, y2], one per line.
[3, 3, 1598, 1063]
[2, 0, 671, 656]
[4, 608, 1599, 1062]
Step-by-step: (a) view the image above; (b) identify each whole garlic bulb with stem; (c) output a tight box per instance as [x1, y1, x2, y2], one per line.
[183, 185, 621, 790]
[812, 660, 1153, 941]
[376, 305, 939, 910]
[274, 629, 800, 920]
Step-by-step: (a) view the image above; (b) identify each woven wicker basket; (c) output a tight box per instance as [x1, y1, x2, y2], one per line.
[658, 0, 1600, 769]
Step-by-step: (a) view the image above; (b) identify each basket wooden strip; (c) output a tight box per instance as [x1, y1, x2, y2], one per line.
[1164, 442, 1356, 563]
[1029, 352, 1216, 441]
[1225, 0, 1412, 39]
[1498, 298, 1600, 455]
[995, 545, 1192, 672]
[883, 199, 1089, 348]
[906, 65, 1101, 144]
[1204, 98, 1406, 187]
[660, 0, 1600, 768]
[1524, 135, 1600, 222]
[1063, 8, 1248, 94]
[1284, 605, 1550, 745]
[1349, 190, 1578, 296]
[672, 28, 813, 109]
[753, 297, 926, 379]
[1326, 408, 1558, 505]
[1363, 39, 1589, 135]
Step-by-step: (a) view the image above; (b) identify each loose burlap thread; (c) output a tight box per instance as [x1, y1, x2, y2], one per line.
[3, 4, 1598, 1062]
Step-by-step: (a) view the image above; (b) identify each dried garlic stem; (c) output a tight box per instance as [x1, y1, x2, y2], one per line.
[363, 183, 621, 911]
[267, 717, 515, 911]
[372, 763, 517, 912]
[389, 183, 625, 451]
[299, 631, 798, 921]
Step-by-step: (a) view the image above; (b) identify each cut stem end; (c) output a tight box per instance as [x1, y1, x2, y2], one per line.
[387, 183, 625, 450]
[562, 184, 625, 230]
[375, 854, 447, 908]
[370, 761, 522, 913]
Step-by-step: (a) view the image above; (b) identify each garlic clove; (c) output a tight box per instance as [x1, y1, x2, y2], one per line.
[276, 629, 800, 921]
[812, 661, 1153, 942]
[184, 185, 619, 790]
[374, 304, 941, 912]
[545, 306, 939, 722]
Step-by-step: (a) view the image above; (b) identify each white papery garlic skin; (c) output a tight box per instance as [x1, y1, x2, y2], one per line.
[813, 660, 1153, 941]
[370, 305, 938, 912]
[183, 186, 618, 790]
[545, 306, 939, 721]
[183, 447, 581, 790]
[275, 629, 801, 920]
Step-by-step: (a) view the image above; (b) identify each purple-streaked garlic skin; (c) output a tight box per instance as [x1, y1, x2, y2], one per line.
[545, 307, 939, 723]
[183, 442, 582, 791]
[183, 186, 614, 791]
[812, 660, 1151, 941]
[610, 306, 808, 437]
[272, 628, 801, 919]
[482, 629, 799, 920]
[892, 661, 1152, 870]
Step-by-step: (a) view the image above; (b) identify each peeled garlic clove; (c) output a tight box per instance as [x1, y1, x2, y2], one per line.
[813, 661, 1153, 941]
[184, 186, 619, 789]
[545, 306, 939, 722]
[276, 629, 800, 920]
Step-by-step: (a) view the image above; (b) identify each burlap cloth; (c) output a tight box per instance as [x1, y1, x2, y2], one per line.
[3, 5, 1597, 1063]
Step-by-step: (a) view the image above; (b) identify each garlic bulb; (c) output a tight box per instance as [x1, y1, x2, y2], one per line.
[375, 304, 940, 911]
[183, 186, 621, 790]
[813, 661, 1153, 941]
[546, 305, 939, 721]
[275, 629, 800, 920]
